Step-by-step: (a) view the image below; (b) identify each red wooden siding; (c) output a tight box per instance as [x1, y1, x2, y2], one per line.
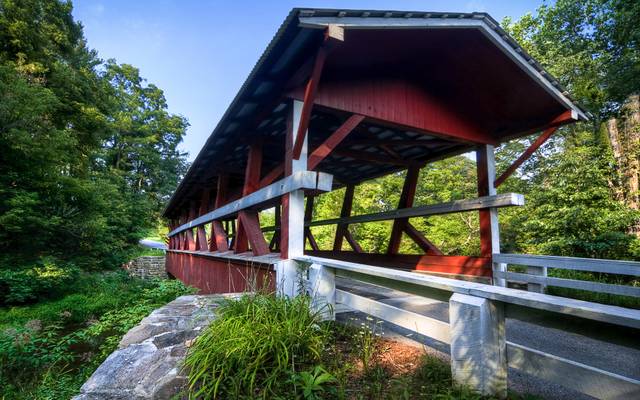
[306, 250, 492, 278]
[292, 77, 494, 145]
[166, 251, 276, 294]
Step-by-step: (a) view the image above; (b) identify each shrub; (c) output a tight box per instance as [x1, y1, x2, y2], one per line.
[184, 293, 330, 399]
[0, 272, 194, 400]
[0, 258, 80, 305]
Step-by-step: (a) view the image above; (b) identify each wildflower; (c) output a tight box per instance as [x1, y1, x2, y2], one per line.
[25, 319, 42, 332]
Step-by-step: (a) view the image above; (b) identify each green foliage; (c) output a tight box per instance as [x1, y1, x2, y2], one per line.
[290, 366, 336, 400]
[498, 130, 640, 259]
[184, 293, 330, 399]
[503, 0, 640, 117]
[0, 258, 79, 305]
[0, 272, 194, 399]
[0, 0, 188, 270]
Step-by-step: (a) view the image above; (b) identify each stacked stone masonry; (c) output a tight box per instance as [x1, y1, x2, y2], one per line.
[124, 256, 167, 279]
[73, 294, 234, 400]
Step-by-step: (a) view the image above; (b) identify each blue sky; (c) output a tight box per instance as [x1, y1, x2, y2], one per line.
[73, 0, 545, 161]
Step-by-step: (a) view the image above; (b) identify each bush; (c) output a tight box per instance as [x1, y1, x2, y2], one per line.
[0, 272, 194, 400]
[0, 258, 80, 305]
[184, 293, 331, 399]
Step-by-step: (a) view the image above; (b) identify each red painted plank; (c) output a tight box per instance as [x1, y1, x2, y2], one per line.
[306, 250, 491, 277]
[238, 211, 269, 256]
[334, 184, 356, 251]
[293, 46, 328, 160]
[308, 114, 365, 170]
[165, 251, 276, 294]
[210, 174, 230, 252]
[494, 123, 563, 188]
[404, 222, 443, 256]
[258, 163, 284, 188]
[291, 77, 495, 145]
[236, 140, 264, 253]
[476, 147, 492, 258]
[387, 166, 420, 254]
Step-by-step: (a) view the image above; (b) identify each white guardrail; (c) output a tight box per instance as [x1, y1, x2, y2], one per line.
[293, 255, 640, 400]
[493, 253, 640, 297]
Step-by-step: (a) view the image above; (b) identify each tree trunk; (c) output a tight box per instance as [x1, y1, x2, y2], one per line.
[605, 93, 640, 236]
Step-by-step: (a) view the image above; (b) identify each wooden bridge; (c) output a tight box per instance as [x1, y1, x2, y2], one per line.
[163, 9, 639, 398]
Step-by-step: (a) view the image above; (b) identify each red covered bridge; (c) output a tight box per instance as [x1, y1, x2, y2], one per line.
[162, 8, 587, 294]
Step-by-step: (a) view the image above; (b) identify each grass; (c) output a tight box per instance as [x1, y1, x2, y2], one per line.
[0, 272, 194, 400]
[184, 293, 329, 399]
[184, 293, 536, 400]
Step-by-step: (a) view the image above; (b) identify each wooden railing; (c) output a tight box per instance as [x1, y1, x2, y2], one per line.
[292, 255, 640, 399]
[167, 171, 333, 237]
[493, 253, 640, 297]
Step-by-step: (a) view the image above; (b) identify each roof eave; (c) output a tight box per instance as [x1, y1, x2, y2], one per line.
[297, 13, 588, 122]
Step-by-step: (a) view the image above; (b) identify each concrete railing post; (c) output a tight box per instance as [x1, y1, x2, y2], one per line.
[449, 293, 507, 398]
[275, 260, 301, 297]
[307, 263, 336, 320]
[277, 99, 308, 298]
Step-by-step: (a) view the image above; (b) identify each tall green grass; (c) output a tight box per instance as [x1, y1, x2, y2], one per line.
[184, 294, 330, 399]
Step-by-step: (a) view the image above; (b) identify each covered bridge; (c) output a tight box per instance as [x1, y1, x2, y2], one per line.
[163, 8, 587, 294]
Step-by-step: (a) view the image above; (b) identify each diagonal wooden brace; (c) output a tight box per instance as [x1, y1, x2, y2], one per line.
[238, 210, 269, 256]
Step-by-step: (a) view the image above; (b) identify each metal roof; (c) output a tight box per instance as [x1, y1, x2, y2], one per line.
[163, 8, 588, 218]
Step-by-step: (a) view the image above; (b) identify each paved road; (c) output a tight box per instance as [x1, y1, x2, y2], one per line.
[139, 239, 167, 250]
[335, 277, 640, 400]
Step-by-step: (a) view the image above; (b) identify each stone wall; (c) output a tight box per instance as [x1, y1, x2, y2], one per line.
[123, 256, 167, 279]
[73, 294, 229, 400]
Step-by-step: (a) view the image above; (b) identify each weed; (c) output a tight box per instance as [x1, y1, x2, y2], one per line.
[184, 293, 330, 399]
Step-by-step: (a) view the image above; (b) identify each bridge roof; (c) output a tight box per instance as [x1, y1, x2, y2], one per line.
[164, 8, 587, 218]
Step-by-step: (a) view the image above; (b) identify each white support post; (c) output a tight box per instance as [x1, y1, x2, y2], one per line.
[277, 99, 308, 297]
[449, 293, 507, 398]
[307, 263, 336, 320]
[479, 145, 506, 287]
[526, 265, 548, 293]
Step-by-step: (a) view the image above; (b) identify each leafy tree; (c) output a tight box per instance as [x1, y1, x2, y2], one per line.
[0, 0, 188, 269]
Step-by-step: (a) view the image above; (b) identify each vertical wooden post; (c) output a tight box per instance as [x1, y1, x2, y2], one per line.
[269, 205, 281, 251]
[476, 145, 504, 286]
[177, 215, 186, 250]
[387, 166, 420, 254]
[305, 195, 319, 251]
[277, 99, 307, 296]
[236, 138, 269, 255]
[195, 190, 209, 251]
[210, 175, 229, 252]
[333, 184, 356, 251]
[526, 266, 547, 293]
[184, 202, 197, 251]
[449, 293, 507, 398]
[168, 220, 176, 249]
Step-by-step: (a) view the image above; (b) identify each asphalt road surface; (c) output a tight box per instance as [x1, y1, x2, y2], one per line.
[335, 277, 640, 400]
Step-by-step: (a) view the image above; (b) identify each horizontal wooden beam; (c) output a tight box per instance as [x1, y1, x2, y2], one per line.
[168, 171, 333, 236]
[336, 289, 451, 343]
[296, 255, 640, 329]
[343, 139, 450, 148]
[308, 193, 524, 227]
[493, 270, 640, 298]
[493, 253, 640, 277]
[308, 250, 491, 277]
